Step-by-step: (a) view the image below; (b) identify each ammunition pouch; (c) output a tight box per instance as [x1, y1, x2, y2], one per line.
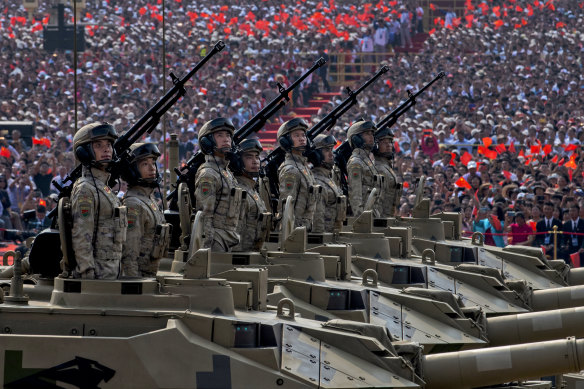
[336, 195, 347, 223]
[152, 223, 172, 259]
[307, 185, 322, 215]
[113, 206, 128, 245]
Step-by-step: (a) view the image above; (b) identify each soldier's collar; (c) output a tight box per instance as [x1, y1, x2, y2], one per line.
[127, 185, 154, 197]
[83, 165, 111, 183]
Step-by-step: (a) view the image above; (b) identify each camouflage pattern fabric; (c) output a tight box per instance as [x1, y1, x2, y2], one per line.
[71, 166, 126, 279]
[374, 156, 400, 217]
[347, 148, 382, 217]
[194, 155, 241, 252]
[122, 186, 168, 277]
[278, 153, 318, 230]
[235, 175, 269, 251]
[312, 166, 342, 233]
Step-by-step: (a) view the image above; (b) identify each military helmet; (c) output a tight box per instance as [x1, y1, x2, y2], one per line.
[277, 118, 308, 151]
[198, 117, 235, 154]
[122, 143, 161, 186]
[373, 127, 394, 158]
[237, 138, 263, 154]
[231, 138, 263, 176]
[312, 134, 337, 149]
[73, 122, 118, 165]
[129, 143, 161, 162]
[374, 127, 394, 141]
[308, 134, 337, 168]
[347, 120, 376, 148]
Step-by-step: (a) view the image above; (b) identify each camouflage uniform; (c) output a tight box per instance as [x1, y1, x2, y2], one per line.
[235, 175, 269, 251]
[278, 153, 318, 230]
[347, 148, 382, 216]
[375, 156, 400, 217]
[312, 166, 344, 233]
[122, 186, 168, 277]
[195, 155, 241, 251]
[71, 166, 126, 279]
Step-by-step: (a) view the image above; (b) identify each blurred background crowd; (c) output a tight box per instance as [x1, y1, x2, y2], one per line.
[0, 0, 583, 261]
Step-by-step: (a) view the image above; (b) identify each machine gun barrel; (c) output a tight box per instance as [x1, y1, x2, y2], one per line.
[167, 57, 326, 204]
[376, 71, 445, 131]
[49, 41, 225, 220]
[264, 65, 389, 201]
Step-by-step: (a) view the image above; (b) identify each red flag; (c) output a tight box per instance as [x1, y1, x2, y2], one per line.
[559, 158, 565, 166]
[32, 137, 43, 145]
[461, 151, 472, 166]
[220, 5, 228, 11]
[509, 142, 516, 153]
[200, 87, 208, 95]
[120, 34, 126, 43]
[450, 153, 457, 166]
[519, 149, 525, 158]
[42, 138, 51, 148]
[571, 252, 581, 268]
[495, 144, 506, 154]
[543, 144, 552, 156]
[428, 28, 436, 35]
[551, 155, 559, 164]
[565, 144, 578, 152]
[430, 3, 436, 10]
[556, 21, 566, 29]
[138, 7, 147, 16]
[482, 137, 492, 147]
[0, 147, 10, 158]
[403, 181, 410, 189]
[485, 148, 498, 160]
[39, 199, 46, 207]
[569, 169, 573, 182]
[478, 145, 486, 155]
[394, 141, 400, 154]
[493, 19, 504, 29]
[502, 170, 512, 180]
[530, 145, 540, 154]
[455, 176, 472, 189]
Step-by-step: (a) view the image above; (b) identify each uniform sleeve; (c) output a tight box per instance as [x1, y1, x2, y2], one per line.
[195, 171, 217, 248]
[71, 185, 96, 277]
[278, 169, 299, 212]
[122, 199, 145, 277]
[347, 163, 364, 215]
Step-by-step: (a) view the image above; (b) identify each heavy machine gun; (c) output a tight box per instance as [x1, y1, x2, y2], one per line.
[166, 57, 327, 209]
[334, 71, 445, 195]
[49, 40, 226, 219]
[262, 65, 389, 203]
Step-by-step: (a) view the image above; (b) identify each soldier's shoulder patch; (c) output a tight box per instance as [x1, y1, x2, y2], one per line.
[348, 165, 362, 178]
[199, 181, 213, 197]
[78, 194, 93, 218]
[127, 207, 139, 229]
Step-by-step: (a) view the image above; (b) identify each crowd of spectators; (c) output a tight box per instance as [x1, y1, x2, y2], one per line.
[0, 0, 583, 262]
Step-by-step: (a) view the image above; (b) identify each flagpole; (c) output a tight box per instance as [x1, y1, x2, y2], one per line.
[73, 0, 78, 133]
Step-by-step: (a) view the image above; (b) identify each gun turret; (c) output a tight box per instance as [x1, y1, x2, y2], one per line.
[264, 65, 389, 201]
[49, 40, 226, 219]
[334, 72, 445, 196]
[167, 57, 327, 208]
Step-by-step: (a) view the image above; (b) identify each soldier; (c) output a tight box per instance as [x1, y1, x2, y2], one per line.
[346, 120, 383, 216]
[70, 122, 126, 279]
[309, 134, 346, 233]
[194, 118, 243, 252]
[277, 118, 320, 230]
[373, 127, 401, 217]
[121, 143, 171, 277]
[232, 139, 271, 251]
